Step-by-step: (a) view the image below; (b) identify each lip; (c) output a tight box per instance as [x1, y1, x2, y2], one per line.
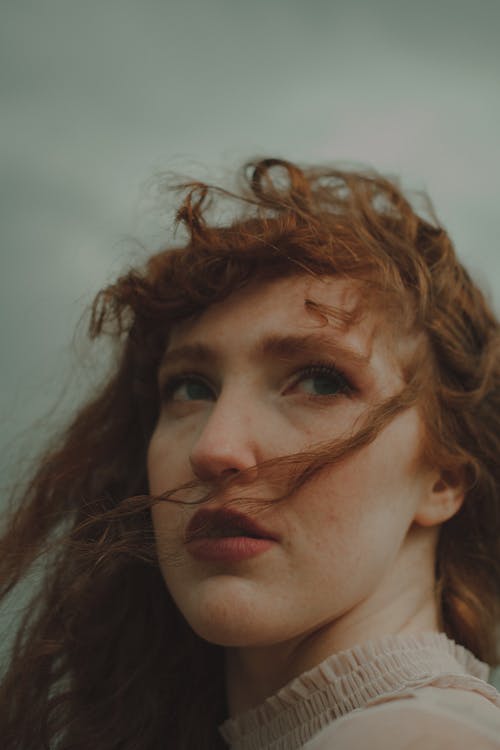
[185, 507, 279, 562]
[186, 536, 276, 562]
[186, 507, 279, 542]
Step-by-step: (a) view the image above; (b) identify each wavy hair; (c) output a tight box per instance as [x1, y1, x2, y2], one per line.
[1, 158, 499, 749]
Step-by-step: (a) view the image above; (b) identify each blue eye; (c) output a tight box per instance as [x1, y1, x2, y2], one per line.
[163, 375, 214, 402]
[294, 365, 352, 397]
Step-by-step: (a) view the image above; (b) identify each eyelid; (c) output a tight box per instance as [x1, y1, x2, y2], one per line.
[286, 361, 355, 395]
[159, 360, 356, 402]
[160, 370, 217, 400]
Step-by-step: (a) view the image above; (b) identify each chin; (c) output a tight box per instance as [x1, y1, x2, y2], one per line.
[178, 578, 291, 648]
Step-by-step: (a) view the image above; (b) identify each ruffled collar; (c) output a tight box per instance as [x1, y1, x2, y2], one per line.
[219, 631, 493, 750]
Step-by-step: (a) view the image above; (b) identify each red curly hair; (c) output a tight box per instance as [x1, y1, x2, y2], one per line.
[1, 158, 498, 749]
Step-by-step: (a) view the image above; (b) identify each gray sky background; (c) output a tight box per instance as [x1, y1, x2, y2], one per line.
[1, 0, 500, 680]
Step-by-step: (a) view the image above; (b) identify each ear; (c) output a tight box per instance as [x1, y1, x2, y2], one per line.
[413, 469, 466, 527]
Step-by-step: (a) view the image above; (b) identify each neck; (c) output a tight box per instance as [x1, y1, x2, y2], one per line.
[224, 525, 440, 717]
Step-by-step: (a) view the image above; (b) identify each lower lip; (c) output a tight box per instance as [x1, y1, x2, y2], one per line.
[186, 536, 276, 562]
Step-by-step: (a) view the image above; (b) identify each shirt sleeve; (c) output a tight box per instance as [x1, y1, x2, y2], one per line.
[303, 698, 500, 750]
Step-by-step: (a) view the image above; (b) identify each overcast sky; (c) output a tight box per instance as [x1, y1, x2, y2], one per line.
[2, 0, 500, 485]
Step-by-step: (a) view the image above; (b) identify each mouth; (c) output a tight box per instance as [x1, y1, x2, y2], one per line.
[185, 507, 279, 544]
[200, 525, 265, 539]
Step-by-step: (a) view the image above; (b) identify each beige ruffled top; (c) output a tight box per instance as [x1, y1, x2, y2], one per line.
[219, 632, 500, 749]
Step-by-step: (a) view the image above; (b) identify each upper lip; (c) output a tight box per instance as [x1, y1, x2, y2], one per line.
[185, 507, 279, 543]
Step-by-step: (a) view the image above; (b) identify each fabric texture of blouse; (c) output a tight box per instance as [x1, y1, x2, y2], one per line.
[218, 631, 500, 749]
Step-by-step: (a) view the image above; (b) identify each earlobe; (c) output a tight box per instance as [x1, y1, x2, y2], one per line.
[414, 469, 466, 527]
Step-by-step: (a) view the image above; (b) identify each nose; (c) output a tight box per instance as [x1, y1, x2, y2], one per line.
[189, 390, 260, 483]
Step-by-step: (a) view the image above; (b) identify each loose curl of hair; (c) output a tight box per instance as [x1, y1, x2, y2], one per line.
[0, 158, 499, 749]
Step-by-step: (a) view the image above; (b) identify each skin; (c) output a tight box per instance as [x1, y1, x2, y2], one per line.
[146, 275, 464, 717]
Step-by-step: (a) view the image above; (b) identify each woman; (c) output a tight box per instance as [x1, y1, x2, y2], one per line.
[1, 158, 499, 749]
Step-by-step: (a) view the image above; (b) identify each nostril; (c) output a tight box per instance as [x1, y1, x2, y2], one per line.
[190, 455, 240, 482]
[221, 468, 240, 477]
[189, 459, 215, 482]
[190, 447, 255, 480]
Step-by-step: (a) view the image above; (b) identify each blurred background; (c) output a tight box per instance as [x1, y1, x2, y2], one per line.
[1, 0, 499, 684]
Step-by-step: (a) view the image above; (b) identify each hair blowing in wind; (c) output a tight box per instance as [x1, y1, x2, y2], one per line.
[0, 158, 499, 749]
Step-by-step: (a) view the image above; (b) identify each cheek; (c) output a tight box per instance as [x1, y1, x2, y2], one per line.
[147, 427, 188, 495]
[291, 415, 426, 548]
[147, 415, 204, 492]
[147, 429, 199, 552]
[146, 434, 164, 494]
[150, 507, 185, 579]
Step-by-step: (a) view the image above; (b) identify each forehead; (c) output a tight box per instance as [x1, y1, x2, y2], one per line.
[170, 276, 364, 338]
[166, 275, 400, 368]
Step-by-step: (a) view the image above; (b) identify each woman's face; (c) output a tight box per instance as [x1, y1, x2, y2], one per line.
[147, 274, 438, 648]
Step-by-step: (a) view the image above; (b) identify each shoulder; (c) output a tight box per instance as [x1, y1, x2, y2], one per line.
[303, 693, 500, 750]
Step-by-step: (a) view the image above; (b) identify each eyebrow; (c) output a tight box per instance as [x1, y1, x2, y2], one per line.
[158, 333, 371, 381]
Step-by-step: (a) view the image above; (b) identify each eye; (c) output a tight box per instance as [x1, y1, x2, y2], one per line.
[162, 374, 215, 403]
[289, 364, 353, 398]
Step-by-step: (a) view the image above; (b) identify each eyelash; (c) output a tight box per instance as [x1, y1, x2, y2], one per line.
[160, 361, 355, 401]
[161, 371, 213, 401]
[290, 361, 354, 396]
